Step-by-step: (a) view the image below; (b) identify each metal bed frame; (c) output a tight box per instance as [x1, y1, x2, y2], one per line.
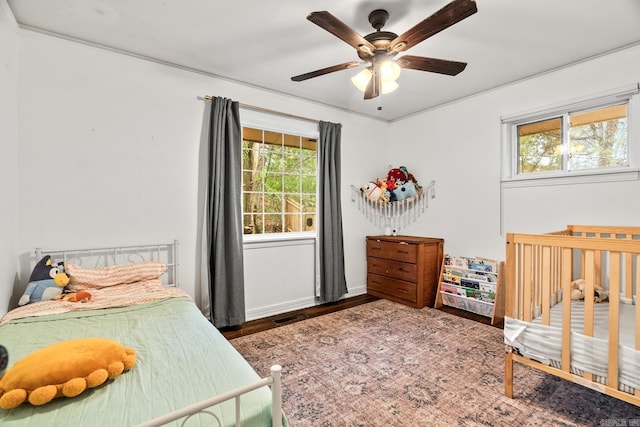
[31, 241, 284, 427]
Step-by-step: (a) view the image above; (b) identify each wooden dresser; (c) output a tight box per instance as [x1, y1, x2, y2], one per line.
[366, 235, 444, 309]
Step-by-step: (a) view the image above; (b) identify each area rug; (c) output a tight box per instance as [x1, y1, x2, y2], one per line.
[230, 299, 640, 426]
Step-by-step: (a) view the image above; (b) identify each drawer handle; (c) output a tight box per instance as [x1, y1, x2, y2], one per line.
[397, 288, 409, 293]
[397, 251, 410, 255]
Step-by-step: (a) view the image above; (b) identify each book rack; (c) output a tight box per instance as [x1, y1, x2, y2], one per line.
[435, 254, 505, 326]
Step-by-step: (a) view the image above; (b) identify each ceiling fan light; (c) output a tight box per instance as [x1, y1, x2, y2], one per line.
[351, 68, 373, 92]
[380, 61, 401, 82]
[381, 80, 399, 94]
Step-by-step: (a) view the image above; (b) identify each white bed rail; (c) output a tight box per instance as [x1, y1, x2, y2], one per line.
[35, 240, 180, 288]
[136, 365, 283, 427]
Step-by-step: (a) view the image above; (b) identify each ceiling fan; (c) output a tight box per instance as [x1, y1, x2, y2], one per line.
[291, 0, 478, 100]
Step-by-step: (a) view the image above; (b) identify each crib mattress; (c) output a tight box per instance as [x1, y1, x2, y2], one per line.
[0, 297, 282, 426]
[504, 301, 640, 391]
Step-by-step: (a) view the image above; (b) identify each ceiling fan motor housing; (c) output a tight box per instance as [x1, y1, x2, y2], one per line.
[368, 9, 389, 30]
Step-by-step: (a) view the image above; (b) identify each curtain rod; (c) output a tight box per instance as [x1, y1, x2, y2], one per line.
[204, 95, 319, 124]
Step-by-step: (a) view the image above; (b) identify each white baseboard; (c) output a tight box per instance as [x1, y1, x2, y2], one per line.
[245, 285, 367, 321]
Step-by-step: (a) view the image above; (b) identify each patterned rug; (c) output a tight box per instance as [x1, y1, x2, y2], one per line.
[230, 299, 640, 426]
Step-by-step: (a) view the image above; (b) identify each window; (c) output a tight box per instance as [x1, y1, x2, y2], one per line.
[502, 84, 640, 183]
[241, 127, 317, 235]
[517, 104, 628, 175]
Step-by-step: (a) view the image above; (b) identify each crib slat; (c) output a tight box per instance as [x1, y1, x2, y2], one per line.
[504, 237, 519, 318]
[523, 244, 532, 322]
[584, 250, 595, 336]
[608, 252, 620, 390]
[561, 247, 572, 372]
[541, 246, 551, 325]
[624, 253, 638, 302]
[583, 250, 595, 383]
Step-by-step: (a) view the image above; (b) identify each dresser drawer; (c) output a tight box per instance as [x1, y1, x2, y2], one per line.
[366, 239, 417, 263]
[367, 258, 417, 283]
[367, 274, 417, 303]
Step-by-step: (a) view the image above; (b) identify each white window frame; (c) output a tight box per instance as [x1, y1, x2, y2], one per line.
[501, 83, 640, 188]
[240, 107, 319, 244]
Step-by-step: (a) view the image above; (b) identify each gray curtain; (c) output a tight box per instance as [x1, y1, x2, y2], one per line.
[318, 121, 348, 302]
[206, 97, 245, 327]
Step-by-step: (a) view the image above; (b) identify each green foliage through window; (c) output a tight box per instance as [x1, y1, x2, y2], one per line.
[242, 127, 317, 235]
[517, 104, 628, 175]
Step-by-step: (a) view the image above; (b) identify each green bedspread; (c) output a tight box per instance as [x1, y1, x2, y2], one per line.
[0, 297, 284, 426]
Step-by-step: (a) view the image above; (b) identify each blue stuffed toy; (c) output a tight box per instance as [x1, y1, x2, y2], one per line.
[393, 181, 417, 201]
[18, 255, 70, 306]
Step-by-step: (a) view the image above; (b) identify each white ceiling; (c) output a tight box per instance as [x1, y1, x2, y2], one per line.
[7, 0, 640, 121]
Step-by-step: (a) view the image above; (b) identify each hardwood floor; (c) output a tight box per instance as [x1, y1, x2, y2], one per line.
[221, 294, 502, 340]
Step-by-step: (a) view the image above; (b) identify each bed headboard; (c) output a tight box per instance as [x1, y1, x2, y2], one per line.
[35, 240, 179, 287]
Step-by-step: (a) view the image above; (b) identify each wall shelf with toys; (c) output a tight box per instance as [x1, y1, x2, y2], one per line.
[435, 255, 505, 326]
[350, 166, 436, 235]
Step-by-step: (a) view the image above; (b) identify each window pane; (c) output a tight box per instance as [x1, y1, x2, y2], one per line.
[283, 213, 300, 232]
[301, 156, 317, 172]
[283, 174, 301, 192]
[264, 151, 283, 173]
[263, 214, 283, 233]
[263, 130, 283, 147]
[283, 134, 301, 150]
[242, 170, 263, 192]
[303, 214, 316, 231]
[568, 104, 628, 171]
[517, 117, 562, 174]
[264, 172, 283, 192]
[301, 194, 316, 210]
[283, 152, 300, 171]
[243, 192, 263, 214]
[241, 125, 317, 236]
[243, 214, 262, 234]
[264, 193, 283, 213]
[301, 176, 316, 194]
[301, 138, 317, 155]
[284, 194, 301, 214]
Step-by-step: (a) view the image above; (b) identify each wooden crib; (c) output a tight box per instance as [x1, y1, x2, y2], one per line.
[504, 225, 640, 407]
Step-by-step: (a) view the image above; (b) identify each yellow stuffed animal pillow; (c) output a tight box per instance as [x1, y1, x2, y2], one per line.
[0, 338, 135, 409]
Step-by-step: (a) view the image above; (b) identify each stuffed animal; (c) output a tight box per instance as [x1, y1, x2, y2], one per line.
[393, 181, 417, 201]
[362, 181, 383, 202]
[18, 256, 70, 306]
[570, 279, 609, 303]
[385, 178, 396, 191]
[375, 178, 389, 203]
[570, 279, 585, 301]
[400, 166, 422, 190]
[0, 338, 135, 409]
[387, 167, 407, 186]
[55, 291, 92, 303]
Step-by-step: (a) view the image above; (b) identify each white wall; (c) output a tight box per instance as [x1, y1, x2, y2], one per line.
[11, 28, 388, 318]
[0, 0, 19, 315]
[9, 16, 640, 320]
[393, 44, 640, 262]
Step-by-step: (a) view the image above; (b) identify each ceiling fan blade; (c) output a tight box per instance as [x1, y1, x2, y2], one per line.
[291, 61, 361, 82]
[307, 11, 376, 57]
[397, 55, 467, 75]
[390, 0, 477, 52]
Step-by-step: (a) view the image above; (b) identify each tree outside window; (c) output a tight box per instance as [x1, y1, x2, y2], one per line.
[517, 104, 628, 175]
[242, 127, 317, 235]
